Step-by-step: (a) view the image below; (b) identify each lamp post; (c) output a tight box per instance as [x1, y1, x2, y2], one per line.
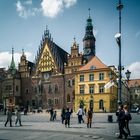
[115, 0, 123, 105]
[125, 70, 131, 109]
[125, 70, 131, 81]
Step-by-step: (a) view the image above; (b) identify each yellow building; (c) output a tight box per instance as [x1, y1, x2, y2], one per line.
[75, 56, 118, 112]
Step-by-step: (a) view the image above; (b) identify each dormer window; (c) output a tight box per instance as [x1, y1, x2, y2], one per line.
[90, 65, 96, 70]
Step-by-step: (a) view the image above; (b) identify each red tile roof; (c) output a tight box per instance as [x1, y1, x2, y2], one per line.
[128, 79, 140, 87]
[79, 56, 108, 71]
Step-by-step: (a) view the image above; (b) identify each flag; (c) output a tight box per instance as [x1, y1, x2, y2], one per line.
[104, 81, 114, 89]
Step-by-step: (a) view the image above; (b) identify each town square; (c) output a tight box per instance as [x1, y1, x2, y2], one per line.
[0, 0, 140, 139]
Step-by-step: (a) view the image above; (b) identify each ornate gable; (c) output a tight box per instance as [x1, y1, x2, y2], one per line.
[34, 26, 68, 76]
[37, 43, 56, 72]
[64, 38, 82, 74]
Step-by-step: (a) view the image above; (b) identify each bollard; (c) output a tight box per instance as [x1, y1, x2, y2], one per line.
[108, 115, 113, 122]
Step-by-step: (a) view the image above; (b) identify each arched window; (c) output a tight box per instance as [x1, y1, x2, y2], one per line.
[99, 100, 104, 109]
[54, 84, 58, 93]
[67, 94, 70, 102]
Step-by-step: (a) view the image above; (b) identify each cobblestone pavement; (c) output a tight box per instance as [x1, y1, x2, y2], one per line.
[0, 112, 140, 140]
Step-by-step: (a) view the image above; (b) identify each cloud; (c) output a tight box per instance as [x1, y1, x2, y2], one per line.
[16, 0, 41, 19]
[0, 51, 32, 69]
[41, 0, 63, 18]
[16, 0, 77, 18]
[126, 62, 140, 79]
[24, 0, 32, 5]
[136, 30, 140, 38]
[41, 0, 77, 18]
[63, 0, 77, 8]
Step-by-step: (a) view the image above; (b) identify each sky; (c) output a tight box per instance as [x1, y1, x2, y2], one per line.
[0, 0, 140, 79]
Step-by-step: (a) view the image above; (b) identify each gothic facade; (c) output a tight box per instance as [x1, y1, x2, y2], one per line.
[29, 13, 96, 109]
[0, 12, 131, 112]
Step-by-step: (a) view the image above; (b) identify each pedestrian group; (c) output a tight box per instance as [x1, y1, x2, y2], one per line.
[4, 104, 133, 139]
[116, 104, 132, 139]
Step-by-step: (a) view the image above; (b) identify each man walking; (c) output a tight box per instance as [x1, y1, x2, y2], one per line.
[49, 108, 54, 121]
[116, 105, 128, 139]
[5, 108, 12, 127]
[65, 108, 71, 128]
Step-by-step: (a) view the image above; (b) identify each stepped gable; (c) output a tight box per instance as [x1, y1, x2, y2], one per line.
[79, 55, 108, 71]
[35, 26, 68, 74]
[18, 49, 35, 77]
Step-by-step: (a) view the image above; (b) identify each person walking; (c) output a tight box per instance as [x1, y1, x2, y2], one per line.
[87, 108, 93, 128]
[77, 106, 83, 124]
[49, 108, 54, 121]
[124, 105, 131, 136]
[15, 109, 22, 126]
[52, 110, 57, 121]
[116, 104, 128, 139]
[61, 108, 66, 124]
[5, 108, 12, 127]
[65, 108, 71, 128]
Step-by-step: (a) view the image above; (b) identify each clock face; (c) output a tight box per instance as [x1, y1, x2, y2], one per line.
[84, 48, 91, 55]
[44, 73, 50, 79]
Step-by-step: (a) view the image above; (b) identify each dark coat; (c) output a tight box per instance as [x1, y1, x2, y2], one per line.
[116, 109, 126, 122]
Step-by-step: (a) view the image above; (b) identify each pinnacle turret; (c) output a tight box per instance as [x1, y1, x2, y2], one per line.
[83, 9, 96, 61]
[9, 47, 16, 75]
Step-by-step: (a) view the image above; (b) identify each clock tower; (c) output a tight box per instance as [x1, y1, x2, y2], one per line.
[83, 9, 96, 62]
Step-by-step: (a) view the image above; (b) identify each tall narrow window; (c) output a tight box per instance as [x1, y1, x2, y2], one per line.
[54, 99, 59, 104]
[54, 84, 58, 93]
[99, 73, 104, 80]
[16, 85, 19, 92]
[89, 74, 94, 81]
[80, 75, 84, 82]
[48, 85, 52, 93]
[89, 84, 94, 94]
[72, 79, 75, 85]
[99, 100, 104, 109]
[32, 100, 35, 106]
[99, 84, 104, 93]
[79, 85, 85, 94]
[67, 94, 71, 102]
[25, 89, 29, 94]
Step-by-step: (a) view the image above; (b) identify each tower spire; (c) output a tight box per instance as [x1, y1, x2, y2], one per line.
[10, 47, 16, 74]
[88, 8, 91, 18]
[22, 48, 25, 55]
[83, 9, 96, 61]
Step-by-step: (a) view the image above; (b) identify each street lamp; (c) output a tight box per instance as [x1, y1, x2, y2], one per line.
[125, 70, 131, 81]
[115, 0, 124, 105]
[125, 70, 131, 109]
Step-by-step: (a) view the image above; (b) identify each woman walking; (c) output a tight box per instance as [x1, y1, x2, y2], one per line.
[15, 109, 22, 126]
[87, 108, 93, 128]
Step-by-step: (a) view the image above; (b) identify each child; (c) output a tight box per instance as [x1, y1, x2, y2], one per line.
[53, 110, 57, 121]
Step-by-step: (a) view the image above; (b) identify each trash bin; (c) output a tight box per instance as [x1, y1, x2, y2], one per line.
[108, 115, 113, 122]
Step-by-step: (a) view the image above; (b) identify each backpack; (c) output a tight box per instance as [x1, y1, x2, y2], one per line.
[128, 113, 132, 121]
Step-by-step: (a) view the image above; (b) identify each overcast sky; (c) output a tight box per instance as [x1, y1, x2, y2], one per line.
[0, 0, 140, 79]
